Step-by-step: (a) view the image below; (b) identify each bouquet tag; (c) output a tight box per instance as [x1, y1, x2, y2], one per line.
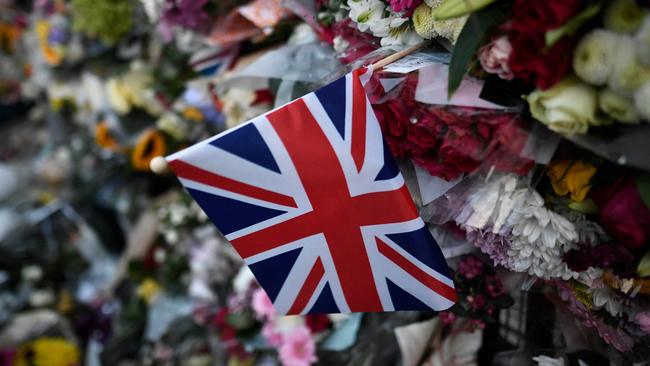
[382, 51, 450, 74]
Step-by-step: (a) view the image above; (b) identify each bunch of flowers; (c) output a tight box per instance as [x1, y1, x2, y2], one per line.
[372, 73, 533, 180]
[315, 0, 470, 47]
[439, 255, 513, 330]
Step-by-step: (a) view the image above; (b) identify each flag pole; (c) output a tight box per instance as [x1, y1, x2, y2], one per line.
[370, 41, 428, 70]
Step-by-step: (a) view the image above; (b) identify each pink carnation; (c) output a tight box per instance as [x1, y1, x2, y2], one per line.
[478, 36, 514, 80]
[279, 326, 317, 366]
[389, 0, 423, 15]
[262, 321, 284, 348]
[252, 288, 276, 321]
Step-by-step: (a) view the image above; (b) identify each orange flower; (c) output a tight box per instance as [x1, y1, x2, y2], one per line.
[131, 129, 167, 171]
[94, 121, 121, 151]
[547, 160, 597, 202]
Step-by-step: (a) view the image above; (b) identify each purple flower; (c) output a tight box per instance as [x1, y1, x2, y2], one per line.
[635, 312, 650, 334]
[161, 0, 211, 33]
[485, 275, 505, 298]
[465, 229, 514, 269]
[458, 256, 484, 280]
[563, 244, 634, 274]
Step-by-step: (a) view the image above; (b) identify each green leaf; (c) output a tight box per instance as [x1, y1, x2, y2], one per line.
[447, 3, 503, 98]
[545, 2, 603, 47]
[636, 173, 650, 210]
[637, 250, 650, 277]
[568, 198, 599, 214]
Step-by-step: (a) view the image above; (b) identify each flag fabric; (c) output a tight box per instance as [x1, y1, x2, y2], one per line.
[189, 46, 238, 77]
[166, 68, 456, 315]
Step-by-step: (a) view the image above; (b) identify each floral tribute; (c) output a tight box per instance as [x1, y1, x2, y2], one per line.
[2, 0, 650, 365]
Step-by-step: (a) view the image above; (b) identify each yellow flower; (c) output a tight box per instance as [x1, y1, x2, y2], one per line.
[182, 107, 204, 122]
[94, 121, 122, 151]
[131, 129, 167, 171]
[57, 289, 74, 314]
[547, 160, 597, 202]
[137, 278, 161, 304]
[15, 338, 80, 366]
[35, 21, 63, 65]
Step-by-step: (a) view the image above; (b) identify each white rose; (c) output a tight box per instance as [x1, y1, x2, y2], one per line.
[527, 76, 609, 135]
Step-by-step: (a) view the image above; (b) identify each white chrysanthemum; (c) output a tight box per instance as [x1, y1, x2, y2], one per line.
[432, 14, 467, 44]
[599, 89, 641, 123]
[608, 35, 650, 96]
[636, 16, 650, 66]
[634, 81, 650, 121]
[347, 0, 385, 33]
[573, 29, 618, 86]
[507, 191, 579, 280]
[591, 287, 623, 317]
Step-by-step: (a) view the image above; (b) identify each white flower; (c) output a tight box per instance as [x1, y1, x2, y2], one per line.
[380, 29, 423, 47]
[591, 287, 623, 317]
[21, 266, 43, 282]
[635, 16, 650, 65]
[608, 35, 650, 96]
[598, 89, 641, 124]
[507, 191, 579, 280]
[369, 11, 408, 38]
[29, 289, 55, 307]
[348, 0, 386, 33]
[634, 81, 650, 121]
[232, 265, 255, 295]
[533, 355, 566, 366]
[573, 29, 619, 86]
[163, 229, 179, 244]
[333, 36, 350, 54]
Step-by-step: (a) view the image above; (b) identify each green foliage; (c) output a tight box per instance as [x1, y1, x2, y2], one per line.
[71, 0, 134, 45]
[447, 3, 503, 98]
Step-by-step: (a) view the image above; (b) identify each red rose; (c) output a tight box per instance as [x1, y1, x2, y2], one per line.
[413, 155, 464, 181]
[407, 118, 442, 156]
[506, 0, 584, 89]
[373, 100, 412, 158]
[511, 0, 584, 32]
[508, 37, 575, 89]
[305, 314, 332, 334]
[592, 176, 650, 251]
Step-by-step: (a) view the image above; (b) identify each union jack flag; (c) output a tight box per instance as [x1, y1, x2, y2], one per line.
[167, 68, 456, 314]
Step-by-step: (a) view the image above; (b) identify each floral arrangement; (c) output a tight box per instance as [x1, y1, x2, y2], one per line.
[2, 0, 650, 365]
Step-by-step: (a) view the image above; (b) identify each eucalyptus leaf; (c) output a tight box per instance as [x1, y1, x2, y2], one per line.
[447, 3, 503, 98]
[545, 2, 603, 47]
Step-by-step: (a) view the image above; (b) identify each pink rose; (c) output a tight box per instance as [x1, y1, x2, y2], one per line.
[479, 36, 514, 80]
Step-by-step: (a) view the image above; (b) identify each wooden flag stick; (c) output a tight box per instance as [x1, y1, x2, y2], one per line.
[370, 41, 429, 70]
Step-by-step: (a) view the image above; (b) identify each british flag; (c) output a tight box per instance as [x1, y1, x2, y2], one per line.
[167, 68, 456, 314]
